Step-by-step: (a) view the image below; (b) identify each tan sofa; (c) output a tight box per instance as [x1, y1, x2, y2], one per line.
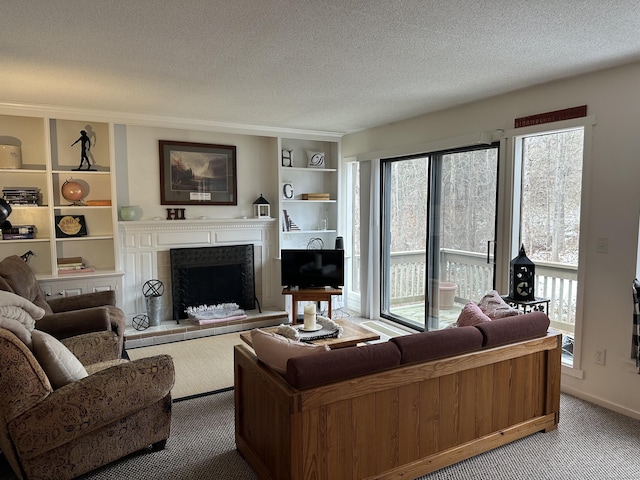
[0, 323, 174, 480]
[234, 312, 562, 480]
[0, 255, 125, 354]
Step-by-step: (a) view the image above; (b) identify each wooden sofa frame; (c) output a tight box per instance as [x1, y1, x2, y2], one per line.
[234, 332, 562, 480]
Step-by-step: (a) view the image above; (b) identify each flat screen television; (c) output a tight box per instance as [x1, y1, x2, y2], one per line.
[280, 249, 344, 288]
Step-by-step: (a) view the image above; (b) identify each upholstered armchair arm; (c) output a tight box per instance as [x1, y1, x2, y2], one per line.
[46, 290, 116, 312]
[35, 307, 113, 340]
[9, 354, 175, 460]
[61, 331, 121, 364]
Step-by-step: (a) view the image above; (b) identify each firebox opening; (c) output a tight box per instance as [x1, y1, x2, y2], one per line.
[170, 245, 256, 320]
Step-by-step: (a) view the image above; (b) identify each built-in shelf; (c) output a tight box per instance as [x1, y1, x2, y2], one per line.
[277, 137, 340, 252]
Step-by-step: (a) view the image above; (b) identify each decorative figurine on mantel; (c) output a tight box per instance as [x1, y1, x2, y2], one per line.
[71, 130, 96, 171]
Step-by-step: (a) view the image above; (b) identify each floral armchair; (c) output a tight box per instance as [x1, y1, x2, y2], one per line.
[0, 315, 174, 480]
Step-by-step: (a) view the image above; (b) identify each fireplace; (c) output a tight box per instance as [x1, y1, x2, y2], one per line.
[170, 244, 256, 320]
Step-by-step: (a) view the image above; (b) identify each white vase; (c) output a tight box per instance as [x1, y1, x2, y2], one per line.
[0, 145, 22, 169]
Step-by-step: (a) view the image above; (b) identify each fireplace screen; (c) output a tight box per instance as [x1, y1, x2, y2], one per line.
[170, 244, 256, 320]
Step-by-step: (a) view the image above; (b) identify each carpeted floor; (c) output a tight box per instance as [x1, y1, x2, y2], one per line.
[1, 391, 637, 480]
[2, 326, 639, 479]
[126, 332, 244, 400]
[78, 390, 256, 480]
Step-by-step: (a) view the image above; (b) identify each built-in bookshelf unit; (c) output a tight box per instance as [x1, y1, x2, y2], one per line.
[277, 137, 340, 252]
[0, 110, 122, 300]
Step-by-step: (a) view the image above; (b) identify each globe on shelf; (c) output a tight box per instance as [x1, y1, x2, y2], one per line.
[61, 179, 87, 205]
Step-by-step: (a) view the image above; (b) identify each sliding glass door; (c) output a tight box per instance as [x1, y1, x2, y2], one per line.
[381, 144, 499, 330]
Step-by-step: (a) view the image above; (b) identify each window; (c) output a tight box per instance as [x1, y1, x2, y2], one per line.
[513, 127, 585, 367]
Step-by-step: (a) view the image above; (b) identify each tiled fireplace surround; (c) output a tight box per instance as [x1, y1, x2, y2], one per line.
[119, 218, 287, 348]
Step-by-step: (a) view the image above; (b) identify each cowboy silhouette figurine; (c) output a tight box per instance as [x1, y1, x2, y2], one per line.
[71, 130, 95, 170]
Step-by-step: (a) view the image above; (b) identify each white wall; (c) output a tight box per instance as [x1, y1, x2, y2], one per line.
[342, 62, 640, 418]
[119, 125, 278, 220]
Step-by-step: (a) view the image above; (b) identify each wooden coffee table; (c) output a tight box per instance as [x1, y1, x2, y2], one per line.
[239, 318, 380, 349]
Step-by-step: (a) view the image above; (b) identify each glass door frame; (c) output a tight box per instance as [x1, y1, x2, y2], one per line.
[380, 142, 500, 331]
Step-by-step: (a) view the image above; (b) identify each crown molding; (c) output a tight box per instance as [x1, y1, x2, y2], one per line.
[0, 101, 344, 140]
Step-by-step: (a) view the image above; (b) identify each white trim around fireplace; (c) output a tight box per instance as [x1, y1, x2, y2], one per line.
[119, 218, 279, 326]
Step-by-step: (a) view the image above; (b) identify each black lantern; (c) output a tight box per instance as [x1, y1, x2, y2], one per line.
[509, 245, 535, 301]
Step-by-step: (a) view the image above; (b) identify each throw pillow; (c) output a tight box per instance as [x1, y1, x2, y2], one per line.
[456, 302, 492, 327]
[31, 330, 88, 389]
[250, 328, 329, 374]
[477, 290, 521, 320]
[306, 150, 325, 168]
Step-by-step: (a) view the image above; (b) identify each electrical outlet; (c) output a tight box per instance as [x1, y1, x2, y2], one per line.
[595, 347, 606, 366]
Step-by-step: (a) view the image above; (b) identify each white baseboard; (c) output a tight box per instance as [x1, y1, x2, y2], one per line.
[561, 384, 640, 420]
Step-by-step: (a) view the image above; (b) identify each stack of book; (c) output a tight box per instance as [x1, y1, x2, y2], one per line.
[2, 224, 36, 240]
[2, 187, 41, 206]
[57, 257, 95, 274]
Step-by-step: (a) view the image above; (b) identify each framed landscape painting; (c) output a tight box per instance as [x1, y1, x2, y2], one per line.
[159, 140, 237, 205]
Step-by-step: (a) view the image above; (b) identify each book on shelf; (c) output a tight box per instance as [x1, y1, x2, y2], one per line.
[2, 233, 35, 240]
[57, 256, 88, 271]
[301, 193, 331, 200]
[57, 257, 84, 265]
[58, 266, 96, 274]
[2, 224, 36, 239]
[57, 264, 86, 270]
[2, 225, 36, 234]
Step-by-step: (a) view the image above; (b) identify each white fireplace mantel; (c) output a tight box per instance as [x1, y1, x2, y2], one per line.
[119, 218, 279, 324]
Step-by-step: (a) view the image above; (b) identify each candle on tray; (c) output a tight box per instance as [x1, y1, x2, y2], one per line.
[303, 303, 317, 330]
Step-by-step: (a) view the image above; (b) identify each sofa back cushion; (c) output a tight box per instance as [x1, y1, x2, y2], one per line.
[285, 341, 401, 389]
[390, 327, 484, 365]
[474, 312, 550, 348]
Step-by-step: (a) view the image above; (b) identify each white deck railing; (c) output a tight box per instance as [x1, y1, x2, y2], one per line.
[353, 249, 578, 331]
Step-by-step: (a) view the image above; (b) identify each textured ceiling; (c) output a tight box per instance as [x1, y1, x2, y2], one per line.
[1, 1, 640, 134]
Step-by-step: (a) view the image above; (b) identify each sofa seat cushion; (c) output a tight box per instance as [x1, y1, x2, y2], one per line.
[251, 328, 329, 374]
[285, 341, 401, 389]
[456, 302, 492, 327]
[475, 312, 550, 348]
[390, 327, 484, 365]
[31, 330, 88, 389]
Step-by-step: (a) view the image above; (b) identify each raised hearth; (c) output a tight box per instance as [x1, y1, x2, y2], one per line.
[125, 308, 288, 348]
